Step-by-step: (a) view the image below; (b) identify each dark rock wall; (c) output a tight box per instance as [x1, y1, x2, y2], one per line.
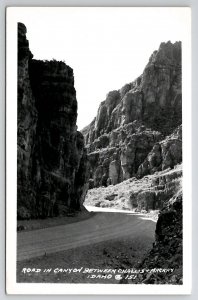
[134, 191, 183, 284]
[82, 41, 182, 188]
[17, 23, 89, 219]
[17, 23, 38, 219]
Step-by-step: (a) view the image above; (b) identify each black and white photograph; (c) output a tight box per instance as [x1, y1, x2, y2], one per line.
[6, 7, 191, 294]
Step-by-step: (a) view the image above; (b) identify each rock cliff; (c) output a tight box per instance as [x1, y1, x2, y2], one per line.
[82, 41, 182, 189]
[83, 43, 183, 280]
[137, 125, 182, 177]
[85, 163, 182, 213]
[133, 189, 183, 284]
[83, 41, 181, 141]
[17, 23, 89, 219]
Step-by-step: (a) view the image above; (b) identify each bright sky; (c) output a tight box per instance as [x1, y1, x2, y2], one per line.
[16, 7, 189, 130]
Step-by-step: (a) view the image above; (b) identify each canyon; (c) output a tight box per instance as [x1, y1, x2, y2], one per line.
[17, 23, 183, 284]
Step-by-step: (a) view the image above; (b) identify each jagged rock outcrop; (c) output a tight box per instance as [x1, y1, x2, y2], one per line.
[130, 165, 182, 212]
[133, 189, 183, 284]
[83, 41, 181, 142]
[82, 41, 183, 285]
[87, 122, 162, 188]
[82, 41, 182, 189]
[17, 23, 89, 219]
[137, 125, 182, 177]
[85, 163, 182, 213]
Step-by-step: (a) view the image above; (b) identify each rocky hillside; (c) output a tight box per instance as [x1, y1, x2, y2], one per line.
[84, 162, 183, 285]
[82, 41, 182, 190]
[85, 164, 182, 212]
[133, 188, 183, 285]
[83, 41, 183, 284]
[83, 41, 181, 140]
[84, 163, 183, 284]
[17, 23, 89, 219]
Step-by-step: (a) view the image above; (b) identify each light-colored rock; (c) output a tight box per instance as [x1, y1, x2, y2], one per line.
[82, 41, 182, 188]
[109, 160, 120, 185]
[137, 125, 182, 177]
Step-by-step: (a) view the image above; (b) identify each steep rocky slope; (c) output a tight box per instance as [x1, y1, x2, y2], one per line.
[17, 23, 89, 219]
[83, 41, 181, 141]
[83, 41, 183, 284]
[85, 164, 182, 213]
[85, 164, 183, 285]
[133, 188, 183, 285]
[82, 41, 182, 190]
[137, 125, 182, 177]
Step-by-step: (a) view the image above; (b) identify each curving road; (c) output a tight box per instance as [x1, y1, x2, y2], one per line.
[17, 207, 156, 262]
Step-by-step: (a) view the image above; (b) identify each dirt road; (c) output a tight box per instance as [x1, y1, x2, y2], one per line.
[17, 207, 156, 262]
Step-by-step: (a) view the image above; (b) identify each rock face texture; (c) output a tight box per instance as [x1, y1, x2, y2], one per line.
[133, 189, 183, 285]
[83, 42, 183, 283]
[83, 41, 181, 141]
[17, 23, 89, 219]
[85, 164, 182, 213]
[82, 41, 182, 189]
[137, 125, 182, 177]
[84, 164, 183, 284]
[87, 124, 162, 188]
